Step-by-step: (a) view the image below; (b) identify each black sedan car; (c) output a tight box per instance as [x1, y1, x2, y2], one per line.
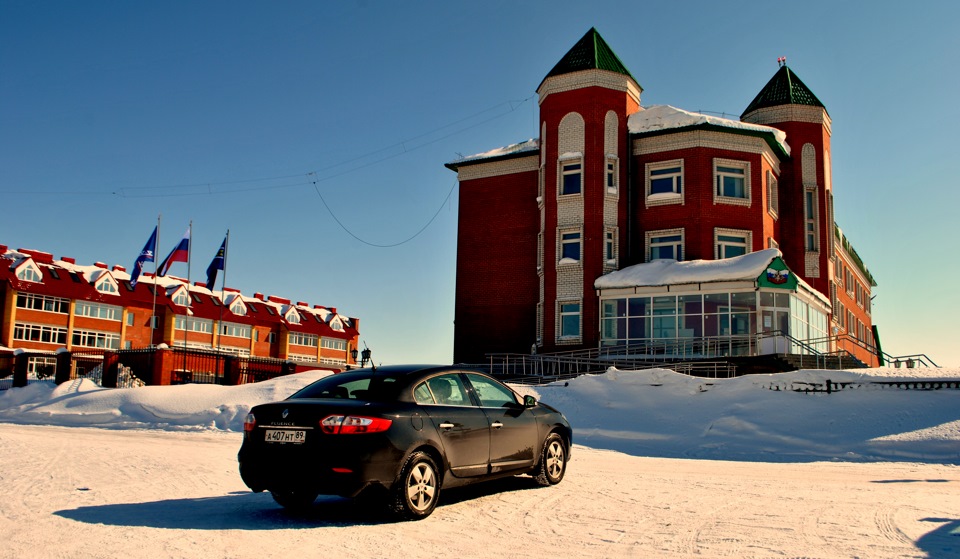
[238, 364, 571, 520]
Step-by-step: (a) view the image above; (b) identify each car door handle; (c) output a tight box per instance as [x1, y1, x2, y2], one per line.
[491, 421, 503, 429]
[439, 422, 455, 430]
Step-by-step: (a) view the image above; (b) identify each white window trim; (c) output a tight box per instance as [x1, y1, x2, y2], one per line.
[94, 274, 120, 295]
[766, 169, 779, 219]
[558, 154, 583, 198]
[604, 227, 618, 269]
[171, 287, 191, 307]
[557, 299, 582, 343]
[645, 159, 684, 207]
[285, 308, 301, 324]
[605, 155, 619, 197]
[15, 260, 43, 283]
[805, 187, 819, 252]
[715, 228, 753, 259]
[645, 228, 684, 262]
[713, 158, 751, 207]
[558, 228, 582, 266]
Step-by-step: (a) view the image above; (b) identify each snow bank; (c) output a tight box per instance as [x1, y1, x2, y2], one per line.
[1, 367, 957, 463]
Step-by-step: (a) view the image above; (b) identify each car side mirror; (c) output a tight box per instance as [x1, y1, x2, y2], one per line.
[523, 395, 537, 408]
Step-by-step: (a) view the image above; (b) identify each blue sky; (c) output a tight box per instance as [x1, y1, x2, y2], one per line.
[2, 1, 958, 367]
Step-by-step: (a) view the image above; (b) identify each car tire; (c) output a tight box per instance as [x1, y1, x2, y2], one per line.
[389, 451, 440, 520]
[270, 489, 318, 511]
[534, 433, 567, 486]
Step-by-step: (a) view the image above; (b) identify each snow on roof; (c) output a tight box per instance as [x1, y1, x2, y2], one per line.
[595, 249, 782, 290]
[628, 105, 791, 156]
[4, 245, 353, 324]
[447, 138, 539, 166]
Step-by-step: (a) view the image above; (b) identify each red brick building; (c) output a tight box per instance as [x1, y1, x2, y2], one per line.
[447, 29, 876, 365]
[0, 244, 360, 374]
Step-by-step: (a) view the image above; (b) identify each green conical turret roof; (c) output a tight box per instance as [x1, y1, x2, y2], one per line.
[540, 28, 638, 88]
[742, 64, 826, 118]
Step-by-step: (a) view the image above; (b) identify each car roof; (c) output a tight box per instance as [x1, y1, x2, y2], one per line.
[351, 364, 475, 376]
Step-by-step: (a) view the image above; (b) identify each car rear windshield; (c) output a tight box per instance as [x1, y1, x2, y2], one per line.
[289, 370, 404, 402]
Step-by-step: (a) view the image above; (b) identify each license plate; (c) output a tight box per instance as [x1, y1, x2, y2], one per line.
[264, 429, 306, 444]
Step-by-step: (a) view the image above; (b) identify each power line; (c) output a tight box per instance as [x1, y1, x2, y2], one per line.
[311, 175, 458, 248]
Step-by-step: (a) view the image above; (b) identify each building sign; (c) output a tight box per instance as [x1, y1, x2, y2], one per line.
[757, 256, 798, 290]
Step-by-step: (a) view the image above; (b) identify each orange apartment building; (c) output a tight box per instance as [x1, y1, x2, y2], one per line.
[0, 244, 360, 375]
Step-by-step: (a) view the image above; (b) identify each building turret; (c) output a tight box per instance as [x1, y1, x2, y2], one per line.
[535, 28, 642, 352]
[742, 62, 834, 295]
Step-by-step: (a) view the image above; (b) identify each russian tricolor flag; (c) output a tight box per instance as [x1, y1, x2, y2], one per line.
[158, 228, 191, 277]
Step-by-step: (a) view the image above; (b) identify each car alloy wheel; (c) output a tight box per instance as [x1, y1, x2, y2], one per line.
[535, 433, 566, 486]
[390, 451, 440, 520]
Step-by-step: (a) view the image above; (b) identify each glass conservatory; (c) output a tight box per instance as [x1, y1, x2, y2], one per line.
[595, 249, 831, 358]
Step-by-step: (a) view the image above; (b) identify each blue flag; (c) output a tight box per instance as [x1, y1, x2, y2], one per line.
[205, 235, 227, 289]
[130, 226, 158, 288]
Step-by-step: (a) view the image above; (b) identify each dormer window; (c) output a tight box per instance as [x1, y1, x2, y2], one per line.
[230, 298, 247, 316]
[172, 289, 191, 306]
[95, 274, 119, 295]
[15, 261, 42, 283]
[285, 308, 301, 324]
[330, 317, 344, 332]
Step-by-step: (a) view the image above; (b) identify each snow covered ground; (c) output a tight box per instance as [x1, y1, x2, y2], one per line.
[1, 367, 958, 558]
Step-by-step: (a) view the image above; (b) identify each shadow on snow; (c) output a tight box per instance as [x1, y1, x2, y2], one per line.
[54, 476, 541, 530]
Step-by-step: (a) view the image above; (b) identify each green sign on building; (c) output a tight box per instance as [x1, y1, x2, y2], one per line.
[756, 256, 798, 290]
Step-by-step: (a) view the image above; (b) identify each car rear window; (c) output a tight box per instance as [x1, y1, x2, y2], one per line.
[290, 371, 403, 402]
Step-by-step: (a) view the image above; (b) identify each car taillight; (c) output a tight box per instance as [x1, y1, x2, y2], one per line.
[243, 413, 256, 432]
[320, 415, 392, 435]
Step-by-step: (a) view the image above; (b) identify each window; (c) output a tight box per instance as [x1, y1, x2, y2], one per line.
[559, 302, 581, 339]
[221, 322, 251, 338]
[466, 373, 519, 408]
[267, 332, 276, 344]
[716, 231, 750, 259]
[648, 162, 683, 197]
[419, 374, 471, 406]
[714, 159, 750, 204]
[560, 160, 582, 195]
[230, 298, 247, 316]
[127, 312, 135, 327]
[16, 264, 42, 282]
[16, 293, 69, 314]
[766, 170, 779, 216]
[606, 158, 618, 195]
[95, 275, 118, 294]
[289, 332, 318, 347]
[13, 323, 67, 345]
[285, 309, 301, 324]
[605, 230, 616, 265]
[322, 338, 347, 351]
[560, 230, 581, 263]
[805, 190, 818, 251]
[72, 329, 120, 349]
[174, 316, 213, 333]
[647, 230, 683, 261]
[172, 290, 190, 306]
[75, 301, 122, 321]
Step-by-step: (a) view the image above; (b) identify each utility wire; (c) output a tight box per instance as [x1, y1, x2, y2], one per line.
[312, 174, 458, 248]
[111, 95, 535, 198]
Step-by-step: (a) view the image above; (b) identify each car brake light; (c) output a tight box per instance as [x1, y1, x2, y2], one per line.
[243, 413, 256, 432]
[320, 415, 392, 434]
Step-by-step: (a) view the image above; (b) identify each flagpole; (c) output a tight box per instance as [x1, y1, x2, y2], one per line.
[183, 221, 192, 360]
[216, 230, 229, 352]
[152, 213, 160, 345]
